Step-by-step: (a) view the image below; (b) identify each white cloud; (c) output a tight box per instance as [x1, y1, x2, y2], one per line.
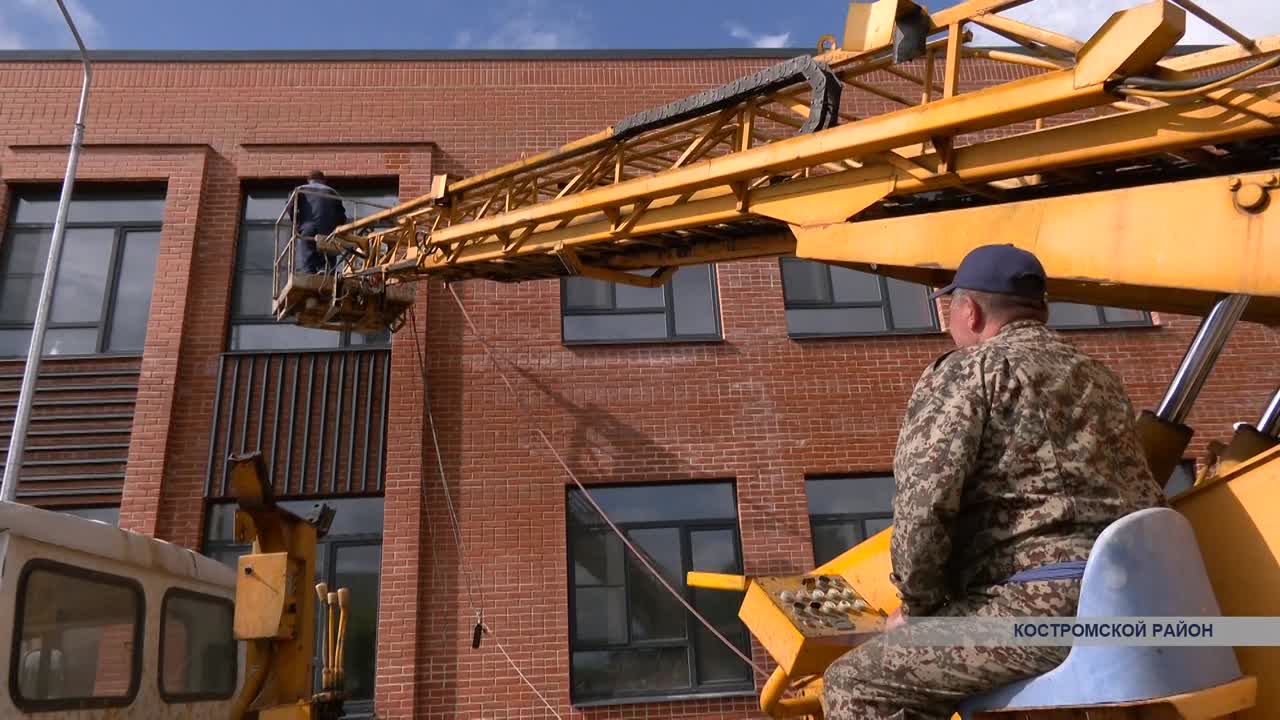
[970, 0, 1280, 48]
[453, 0, 590, 50]
[727, 21, 791, 49]
[16, 0, 106, 46]
[0, 0, 106, 49]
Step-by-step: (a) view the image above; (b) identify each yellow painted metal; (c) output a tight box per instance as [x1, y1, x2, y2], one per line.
[1174, 446, 1280, 720]
[227, 453, 329, 720]
[234, 552, 294, 639]
[841, 0, 920, 52]
[924, 0, 1032, 32]
[791, 169, 1280, 323]
[740, 582, 810, 677]
[813, 526, 900, 615]
[760, 667, 791, 715]
[686, 571, 750, 592]
[1163, 35, 1280, 72]
[730, 528, 899, 718]
[420, 77, 1259, 277]
[423, 51, 1151, 253]
[962, 46, 1066, 71]
[261, 704, 314, 720]
[1073, 0, 1186, 89]
[751, 172, 896, 226]
[969, 13, 1083, 54]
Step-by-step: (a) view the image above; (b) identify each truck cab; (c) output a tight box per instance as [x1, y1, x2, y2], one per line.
[0, 502, 243, 718]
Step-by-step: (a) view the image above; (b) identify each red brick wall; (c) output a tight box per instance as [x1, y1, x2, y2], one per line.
[1, 54, 1278, 720]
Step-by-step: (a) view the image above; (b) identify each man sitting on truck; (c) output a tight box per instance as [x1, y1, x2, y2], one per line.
[822, 244, 1167, 720]
[287, 170, 348, 275]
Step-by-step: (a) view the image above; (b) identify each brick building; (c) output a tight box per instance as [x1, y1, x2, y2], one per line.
[0, 48, 1277, 719]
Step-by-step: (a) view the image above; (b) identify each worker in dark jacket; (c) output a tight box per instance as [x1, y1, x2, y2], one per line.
[288, 170, 347, 274]
[822, 244, 1166, 720]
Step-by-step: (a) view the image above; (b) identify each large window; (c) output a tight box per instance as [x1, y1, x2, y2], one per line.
[203, 497, 382, 714]
[561, 264, 721, 344]
[567, 482, 752, 705]
[1048, 302, 1152, 330]
[230, 183, 397, 351]
[807, 476, 895, 566]
[11, 560, 143, 710]
[779, 257, 938, 338]
[160, 590, 237, 701]
[0, 190, 164, 357]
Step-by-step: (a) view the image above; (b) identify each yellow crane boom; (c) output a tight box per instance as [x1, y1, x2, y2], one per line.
[272, 0, 1280, 334]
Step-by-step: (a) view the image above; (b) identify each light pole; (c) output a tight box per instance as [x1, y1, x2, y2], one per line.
[1, 0, 94, 503]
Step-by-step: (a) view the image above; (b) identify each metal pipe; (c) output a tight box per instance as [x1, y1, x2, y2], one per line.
[1155, 294, 1251, 425]
[1257, 387, 1280, 437]
[1167, 0, 1255, 49]
[2, 0, 92, 504]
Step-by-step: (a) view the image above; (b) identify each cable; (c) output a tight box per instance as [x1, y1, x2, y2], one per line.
[446, 284, 772, 681]
[413, 311, 473, 606]
[486, 628, 567, 720]
[1113, 55, 1280, 99]
[408, 309, 571, 720]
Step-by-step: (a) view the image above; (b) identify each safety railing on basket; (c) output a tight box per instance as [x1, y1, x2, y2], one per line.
[272, 187, 400, 325]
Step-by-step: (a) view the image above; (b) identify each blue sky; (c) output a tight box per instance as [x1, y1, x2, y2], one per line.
[1, 0, 1277, 52]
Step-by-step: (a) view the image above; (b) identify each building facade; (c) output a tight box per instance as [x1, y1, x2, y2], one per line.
[1, 49, 1277, 719]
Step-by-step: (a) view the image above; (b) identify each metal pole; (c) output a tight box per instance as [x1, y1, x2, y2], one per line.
[1155, 294, 1250, 426]
[1, 0, 92, 503]
[1257, 386, 1280, 437]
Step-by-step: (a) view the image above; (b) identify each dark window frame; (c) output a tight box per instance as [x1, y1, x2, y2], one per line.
[1, 209, 163, 358]
[565, 483, 754, 707]
[559, 265, 724, 346]
[809, 512, 894, 565]
[806, 474, 896, 567]
[228, 180, 398, 352]
[778, 257, 941, 339]
[1047, 303, 1155, 331]
[158, 588, 237, 703]
[9, 558, 145, 712]
[308, 534, 382, 716]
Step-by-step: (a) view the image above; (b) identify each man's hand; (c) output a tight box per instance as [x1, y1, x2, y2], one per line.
[886, 608, 906, 632]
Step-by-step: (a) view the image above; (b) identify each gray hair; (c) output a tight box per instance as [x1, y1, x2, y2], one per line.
[953, 288, 1048, 324]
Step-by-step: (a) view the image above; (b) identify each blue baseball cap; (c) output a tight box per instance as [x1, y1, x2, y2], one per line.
[930, 244, 1047, 301]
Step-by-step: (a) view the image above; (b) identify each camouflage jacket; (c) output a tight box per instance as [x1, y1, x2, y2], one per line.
[889, 319, 1166, 617]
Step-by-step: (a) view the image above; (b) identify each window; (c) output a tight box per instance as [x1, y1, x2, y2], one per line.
[203, 497, 383, 713]
[1048, 303, 1152, 330]
[807, 476, 895, 566]
[160, 590, 237, 701]
[561, 264, 721, 344]
[779, 257, 938, 337]
[58, 506, 120, 526]
[230, 183, 397, 351]
[0, 190, 164, 357]
[10, 560, 143, 710]
[566, 482, 752, 705]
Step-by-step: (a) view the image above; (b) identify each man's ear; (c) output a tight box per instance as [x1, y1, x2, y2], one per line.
[963, 295, 982, 332]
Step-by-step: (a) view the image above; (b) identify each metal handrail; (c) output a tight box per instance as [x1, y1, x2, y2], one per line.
[272, 187, 398, 307]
